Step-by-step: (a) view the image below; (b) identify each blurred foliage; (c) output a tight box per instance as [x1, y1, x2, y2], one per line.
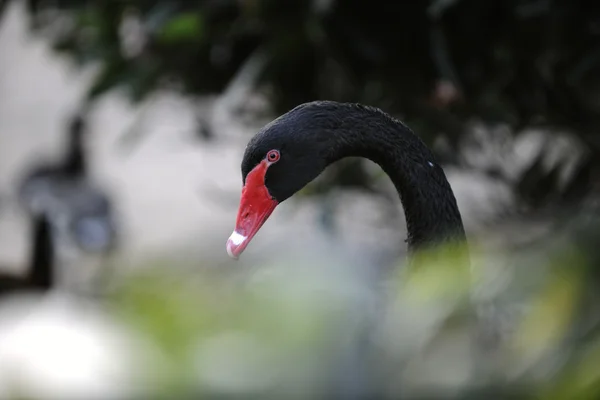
[88, 221, 600, 399]
[11, 0, 599, 134]
[0, 225, 599, 398]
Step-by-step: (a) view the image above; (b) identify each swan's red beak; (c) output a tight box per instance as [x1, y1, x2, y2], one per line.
[226, 161, 278, 259]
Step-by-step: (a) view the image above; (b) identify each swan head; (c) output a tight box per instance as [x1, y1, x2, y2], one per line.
[226, 102, 344, 259]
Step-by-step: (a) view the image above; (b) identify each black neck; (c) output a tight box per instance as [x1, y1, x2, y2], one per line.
[63, 115, 87, 175]
[27, 214, 54, 290]
[64, 137, 86, 175]
[327, 104, 466, 251]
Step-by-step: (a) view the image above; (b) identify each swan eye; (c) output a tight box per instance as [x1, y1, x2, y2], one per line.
[266, 150, 280, 163]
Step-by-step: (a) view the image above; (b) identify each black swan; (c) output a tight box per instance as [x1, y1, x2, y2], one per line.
[18, 112, 117, 255]
[226, 101, 466, 259]
[0, 213, 54, 295]
[19, 113, 87, 203]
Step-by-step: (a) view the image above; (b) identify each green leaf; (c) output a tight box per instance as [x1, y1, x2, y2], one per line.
[157, 13, 203, 44]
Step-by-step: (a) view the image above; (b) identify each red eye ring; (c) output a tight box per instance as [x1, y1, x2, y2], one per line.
[266, 149, 280, 163]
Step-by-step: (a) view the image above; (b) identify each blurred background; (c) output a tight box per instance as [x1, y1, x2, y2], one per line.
[0, 0, 599, 398]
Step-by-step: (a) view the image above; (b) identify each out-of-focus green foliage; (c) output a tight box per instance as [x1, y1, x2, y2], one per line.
[95, 224, 600, 399]
[9, 0, 599, 139]
[108, 260, 372, 398]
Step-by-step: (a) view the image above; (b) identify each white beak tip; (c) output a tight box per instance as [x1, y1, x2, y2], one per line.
[226, 231, 247, 260]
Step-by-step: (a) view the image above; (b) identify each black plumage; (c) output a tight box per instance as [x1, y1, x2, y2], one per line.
[18, 112, 117, 256]
[241, 100, 466, 250]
